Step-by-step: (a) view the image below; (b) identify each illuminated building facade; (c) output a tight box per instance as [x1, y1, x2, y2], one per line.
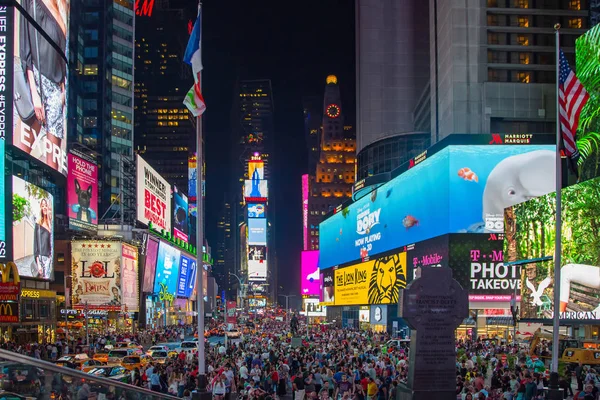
[134, 2, 195, 191]
[305, 76, 356, 251]
[68, 0, 137, 222]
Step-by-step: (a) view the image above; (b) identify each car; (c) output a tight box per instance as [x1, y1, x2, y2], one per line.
[107, 349, 136, 363]
[175, 341, 198, 354]
[93, 350, 110, 364]
[148, 350, 169, 364]
[87, 366, 130, 383]
[386, 339, 410, 349]
[0, 390, 35, 400]
[225, 329, 241, 339]
[80, 359, 106, 373]
[115, 341, 143, 350]
[145, 345, 169, 356]
[120, 355, 152, 371]
[54, 354, 90, 369]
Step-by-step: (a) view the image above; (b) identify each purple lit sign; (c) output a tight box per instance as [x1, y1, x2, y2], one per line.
[301, 250, 320, 296]
[302, 174, 309, 251]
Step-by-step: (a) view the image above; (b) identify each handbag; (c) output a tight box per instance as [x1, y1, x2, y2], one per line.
[13, 0, 44, 128]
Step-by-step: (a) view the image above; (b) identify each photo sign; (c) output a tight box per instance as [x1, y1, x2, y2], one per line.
[136, 155, 171, 232]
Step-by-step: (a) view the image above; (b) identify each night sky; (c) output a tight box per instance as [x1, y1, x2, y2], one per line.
[201, 0, 356, 295]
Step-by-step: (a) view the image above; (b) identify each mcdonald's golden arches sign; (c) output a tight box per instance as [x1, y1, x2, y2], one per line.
[0, 262, 20, 301]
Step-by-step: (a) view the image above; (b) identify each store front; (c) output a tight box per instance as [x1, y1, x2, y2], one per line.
[19, 288, 57, 344]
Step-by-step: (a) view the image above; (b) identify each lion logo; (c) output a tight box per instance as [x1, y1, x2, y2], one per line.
[368, 253, 406, 304]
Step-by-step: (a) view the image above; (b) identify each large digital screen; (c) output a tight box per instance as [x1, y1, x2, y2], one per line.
[71, 241, 121, 310]
[121, 243, 139, 312]
[244, 179, 268, 201]
[249, 245, 266, 261]
[177, 255, 193, 298]
[248, 160, 264, 180]
[0, 6, 9, 259]
[141, 235, 159, 293]
[301, 250, 320, 296]
[508, 176, 600, 321]
[302, 174, 309, 250]
[319, 144, 555, 269]
[248, 260, 267, 281]
[333, 250, 407, 306]
[13, 1, 70, 176]
[247, 203, 265, 218]
[154, 241, 181, 302]
[249, 298, 267, 308]
[172, 187, 189, 243]
[67, 151, 98, 233]
[248, 218, 267, 245]
[320, 269, 334, 305]
[12, 176, 54, 279]
[136, 155, 171, 232]
[188, 153, 197, 216]
[301, 298, 326, 317]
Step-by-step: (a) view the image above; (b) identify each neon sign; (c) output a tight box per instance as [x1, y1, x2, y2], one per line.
[135, 0, 155, 17]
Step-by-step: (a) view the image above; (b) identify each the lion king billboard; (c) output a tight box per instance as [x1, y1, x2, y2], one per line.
[333, 251, 408, 306]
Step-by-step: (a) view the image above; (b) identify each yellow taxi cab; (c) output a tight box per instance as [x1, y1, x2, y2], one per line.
[93, 350, 110, 364]
[120, 355, 152, 371]
[54, 354, 91, 369]
[107, 349, 137, 363]
[81, 359, 106, 372]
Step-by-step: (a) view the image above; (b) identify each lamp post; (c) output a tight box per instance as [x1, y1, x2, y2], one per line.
[63, 274, 72, 341]
[278, 294, 295, 325]
[510, 290, 519, 346]
[229, 272, 246, 311]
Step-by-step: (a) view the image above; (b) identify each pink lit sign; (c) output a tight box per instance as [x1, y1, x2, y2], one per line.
[301, 251, 320, 296]
[302, 175, 309, 251]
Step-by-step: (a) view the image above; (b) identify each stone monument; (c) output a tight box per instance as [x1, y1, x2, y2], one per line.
[398, 265, 468, 400]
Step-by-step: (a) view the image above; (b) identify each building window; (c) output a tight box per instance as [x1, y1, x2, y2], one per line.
[487, 15, 499, 26]
[488, 33, 499, 45]
[519, 53, 530, 64]
[517, 35, 529, 46]
[487, 0, 497, 6]
[516, 72, 530, 83]
[83, 116, 97, 128]
[568, 18, 582, 29]
[488, 50, 499, 63]
[83, 99, 97, 111]
[514, 0, 528, 8]
[83, 64, 98, 75]
[84, 47, 98, 58]
[518, 16, 529, 27]
[569, 0, 581, 10]
[488, 69, 500, 82]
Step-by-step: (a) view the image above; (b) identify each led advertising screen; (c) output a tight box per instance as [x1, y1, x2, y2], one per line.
[508, 176, 600, 321]
[248, 260, 267, 281]
[12, 176, 54, 279]
[301, 298, 326, 317]
[13, 1, 70, 176]
[177, 255, 192, 298]
[188, 153, 197, 216]
[319, 144, 555, 269]
[173, 187, 189, 243]
[321, 269, 334, 305]
[0, 6, 9, 259]
[71, 241, 121, 310]
[333, 250, 408, 306]
[247, 203, 265, 218]
[244, 179, 268, 201]
[407, 235, 449, 281]
[154, 241, 181, 302]
[187, 258, 197, 298]
[121, 243, 139, 312]
[370, 305, 387, 325]
[249, 298, 266, 308]
[67, 151, 98, 233]
[301, 250, 320, 297]
[136, 155, 171, 232]
[302, 174, 309, 250]
[248, 159, 264, 180]
[142, 235, 159, 293]
[248, 218, 267, 245]
[249, 245, 266, 261]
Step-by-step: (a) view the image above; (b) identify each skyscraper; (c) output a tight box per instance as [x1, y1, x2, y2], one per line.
[303, 96, 322, 174]
[305, 76, 356, 251]
[68, 0, 136, 223]
[215, 197, 235, 297]
[134, 1, 195, 192]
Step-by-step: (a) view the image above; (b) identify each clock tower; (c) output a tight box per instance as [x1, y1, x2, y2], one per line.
[322, 75, 345, 143]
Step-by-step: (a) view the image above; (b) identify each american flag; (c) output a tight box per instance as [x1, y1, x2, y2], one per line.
[559, 50, 589, 164]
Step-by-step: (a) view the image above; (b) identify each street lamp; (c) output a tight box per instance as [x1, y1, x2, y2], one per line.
[278, 294, 295, 325]
[63, 275, 72, 341]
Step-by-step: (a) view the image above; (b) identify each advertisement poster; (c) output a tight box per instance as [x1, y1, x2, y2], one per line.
[67, 151, 98, 233]
[177, 255, 191, 298]
[244, 179, 268, 201]
[154, 241, 181, 303]
[301, 298, 326, 317]
[121, 243, 139, 312]
[172, 187, 189, 242]
[249, 245, 266, 261]
[136, 155, 171, 232]
[508, 176, 600, 321]
[226, 300, 237, 324]
[141, 235, 159, 293]
[71, 241, 121, 310]
[321, 269, 335, 305]
[248, 218, 267, 244]
[0, 4, 11, 259]
[301, 250, 320, 296]
[248, 260, 267, 281]
[187, 258, 197, 298]
[302, 174, 309, 250]
[319, 144, 555, 269]
[13, 1, 69, 176]
[247, 203, 265, 218]
[449, 234, 515, 301]
[188, 153, 197, 217]
[12, 176, 54, 279]
[334, 251, 407, 306]
[249, 298, 267, 308]
[248, 159, 264, 180]
[370, 305, 387, 325]
[406, 235, 449, 280]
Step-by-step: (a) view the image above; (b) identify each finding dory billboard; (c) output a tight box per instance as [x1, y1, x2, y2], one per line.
[319, 136, 556, 269]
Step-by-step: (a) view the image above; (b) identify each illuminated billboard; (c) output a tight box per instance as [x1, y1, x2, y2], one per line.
[177, 255, 192, 298]
[142, 235, 159, 293]
[248, 218, 267, 245]
[319, 142, 555, 268]
[153, 241, 181, 303]
[136, 155, 171, 232]
[249, 298, 266, 307]
[249, 245, 266, 261]
[12, 176, 54, 280]
[302, 174, 309, 250]
[247, 203, 265, 218]
[320, 268, 334, 305]
[71, 241, 121, 310]
[248, 160, 264, 180]
[301, 298, 326, 317]
[121, 243, 139, 312]
[173, 187, 189, 243]
[244, 180, 268, 201]
[301, 250, 320, 297]
[67, 151, 98, 233]
[248, 260, 267, 281]
[13, 1, 70, 176]
[508, 176, 600, 321]
[0, 6, 8, 258]
[333, 251, 407, 306]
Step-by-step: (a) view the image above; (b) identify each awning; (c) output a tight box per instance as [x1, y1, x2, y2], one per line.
[486, 317, 514, 326]
[461, 317, 476, 326]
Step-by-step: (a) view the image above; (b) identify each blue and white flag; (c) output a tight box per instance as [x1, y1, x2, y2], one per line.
[183, 8, 203, 81]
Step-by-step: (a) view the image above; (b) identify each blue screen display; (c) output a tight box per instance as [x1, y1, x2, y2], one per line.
[248, 218, 267, 245]
[177, 255, 191, 297]
[319, 145, 555, 268]
[154, 241, 181, 296]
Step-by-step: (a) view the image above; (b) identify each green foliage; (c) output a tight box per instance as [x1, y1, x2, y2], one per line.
[12, 194, 30, 224]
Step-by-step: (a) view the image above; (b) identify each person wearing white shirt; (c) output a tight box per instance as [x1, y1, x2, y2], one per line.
[240, 364, 249, 380]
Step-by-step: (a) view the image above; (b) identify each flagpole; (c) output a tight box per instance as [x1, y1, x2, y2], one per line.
[195, 0, 207, 391]
[551, 23, 562, 374]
